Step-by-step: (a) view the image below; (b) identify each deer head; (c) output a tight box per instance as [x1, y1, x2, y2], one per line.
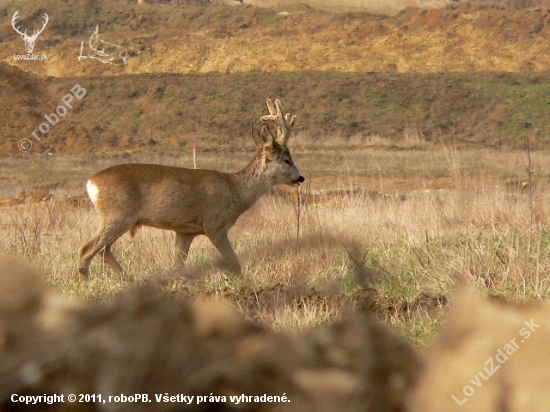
[12, 11, 49, 54]
[252, 99, 304, 187]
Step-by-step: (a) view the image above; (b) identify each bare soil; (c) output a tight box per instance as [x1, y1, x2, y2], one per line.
[4, 1, 550, 76]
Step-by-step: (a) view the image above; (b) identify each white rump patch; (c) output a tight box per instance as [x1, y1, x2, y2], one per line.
[86, 180, 99, 205]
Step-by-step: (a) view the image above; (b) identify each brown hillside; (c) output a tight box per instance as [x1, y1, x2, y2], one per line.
[1, 1, 549, 154]
[2, 2, 550, 77]
[2, 65, 549, 154]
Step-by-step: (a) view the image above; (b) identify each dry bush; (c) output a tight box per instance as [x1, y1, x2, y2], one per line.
[0, 258, 419, 412]
[5, 259, 550, 411]
[409, 288, 550, 411]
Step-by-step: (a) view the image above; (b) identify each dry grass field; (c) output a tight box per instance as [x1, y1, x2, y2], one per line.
[3, 140, 550, 347]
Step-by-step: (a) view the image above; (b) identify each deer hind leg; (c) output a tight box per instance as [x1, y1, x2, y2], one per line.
[78, 222, 133, 277]
[206, 230, 241, 275]
[101, 241, 124, 275]
[175, 233, 196, 268]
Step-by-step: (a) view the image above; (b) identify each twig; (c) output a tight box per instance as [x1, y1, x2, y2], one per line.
[524, 136, 534, 256]
[45, 199, 59, 241]
[293, 186, 303, 250]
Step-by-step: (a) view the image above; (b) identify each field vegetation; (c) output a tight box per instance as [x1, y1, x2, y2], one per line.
[2, 140, 550, 347]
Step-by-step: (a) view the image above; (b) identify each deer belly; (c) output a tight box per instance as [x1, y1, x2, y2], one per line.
[137, 217, 204, 235]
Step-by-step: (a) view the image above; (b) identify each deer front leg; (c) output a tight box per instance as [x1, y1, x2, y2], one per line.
[175, 233, 196, 268]
[206, 230, 242, 275]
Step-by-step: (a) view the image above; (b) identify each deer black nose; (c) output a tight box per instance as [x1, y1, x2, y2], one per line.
[298, 176, 305, 183]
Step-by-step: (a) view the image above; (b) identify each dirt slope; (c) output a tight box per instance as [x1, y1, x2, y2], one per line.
[1, 1, 549, 154]
[1, 64, 549, 154]
[1, 2, 550, 77]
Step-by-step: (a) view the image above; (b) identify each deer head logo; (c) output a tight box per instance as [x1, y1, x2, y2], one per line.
[12, 11, 49, 54]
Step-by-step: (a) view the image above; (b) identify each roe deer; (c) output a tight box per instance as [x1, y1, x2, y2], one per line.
[78, 99, 304, 277]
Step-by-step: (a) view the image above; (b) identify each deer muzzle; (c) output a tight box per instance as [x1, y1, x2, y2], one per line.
[292, 176, 305, 187]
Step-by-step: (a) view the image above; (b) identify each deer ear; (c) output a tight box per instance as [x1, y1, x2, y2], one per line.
[259, 124, 275, 150]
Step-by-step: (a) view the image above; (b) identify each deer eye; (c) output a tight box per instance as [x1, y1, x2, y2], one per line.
[284, 159, 292, 165]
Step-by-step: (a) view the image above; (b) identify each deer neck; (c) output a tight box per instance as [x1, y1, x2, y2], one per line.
[233, 150, 271, 210]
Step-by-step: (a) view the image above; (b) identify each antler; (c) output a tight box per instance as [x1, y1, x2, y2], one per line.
[11, 11, 48, 40]
[260, 99, 295, 147]
[11, 11, 26, 37]
[31, 13, 49, 40]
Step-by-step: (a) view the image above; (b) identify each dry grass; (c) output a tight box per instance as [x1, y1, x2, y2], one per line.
[2, 144, 550, 346]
